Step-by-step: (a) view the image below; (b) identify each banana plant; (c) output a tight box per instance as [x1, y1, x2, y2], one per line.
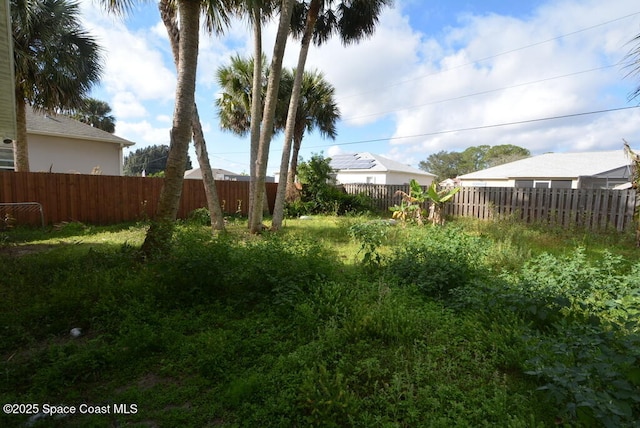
[389, 179, 428, 225]
[426, 183, 460, 225]
[389, 180, 460, 226]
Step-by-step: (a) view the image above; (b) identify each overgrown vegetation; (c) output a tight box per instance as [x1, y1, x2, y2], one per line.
[1, 216, 638, 426]
[286, 153, 373, 217]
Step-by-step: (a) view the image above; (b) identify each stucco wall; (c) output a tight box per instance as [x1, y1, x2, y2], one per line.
[336, 171, 434, 185]
[28, 134, 123, 175]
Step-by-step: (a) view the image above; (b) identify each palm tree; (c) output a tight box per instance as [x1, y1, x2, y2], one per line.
[285, 69, 338, 200]
[102, 0, 233, 256]
[71, 98, 116, 133]
[159, 0, 225, 232]
[249, 0, 296, 233]
[270, 0, 393, 230]
[215, 54, 290, 136]
[12, 0, 102, 171]
[271, 68, 339, 227]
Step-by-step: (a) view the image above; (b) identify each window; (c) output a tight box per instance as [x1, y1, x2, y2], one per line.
[366, 176, 375, 184]
[515, 180, 534, 188]
[551, 180, 572, 189]
[534, 181, 550, 188]
[0, 146, 13, 170]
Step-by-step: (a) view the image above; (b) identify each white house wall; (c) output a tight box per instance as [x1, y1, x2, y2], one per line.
[29, 134, 123, 175]
[386, 172, 434, 186]
[459, 178, 583, 188]
[459, 178, 514, 187]
[336, 171, 388, 184]
[336, 171, 434, 185]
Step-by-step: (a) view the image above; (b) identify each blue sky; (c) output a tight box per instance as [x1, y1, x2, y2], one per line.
[79, 0, 640, 176]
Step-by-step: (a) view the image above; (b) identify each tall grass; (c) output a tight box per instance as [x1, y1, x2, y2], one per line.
[0, 216, 638, 426]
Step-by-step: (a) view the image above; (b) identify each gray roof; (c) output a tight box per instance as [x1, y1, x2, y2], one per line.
[184, 167, 239, 179]
[459, 150, 635, 180]
[330, 152, 436, 176]
[27, 108, 134, 146]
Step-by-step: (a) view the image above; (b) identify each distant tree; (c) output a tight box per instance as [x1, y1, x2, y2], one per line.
[123, 145, 192, 176]
[70, 98, 115, 133]
[484, 144, 530, 167]
[419, 144, 530, 182]
[297, 152, 335, 198]
[419, 150, 464, 183]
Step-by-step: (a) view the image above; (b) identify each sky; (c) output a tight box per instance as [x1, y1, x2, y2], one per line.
[78, 0, 640, 176]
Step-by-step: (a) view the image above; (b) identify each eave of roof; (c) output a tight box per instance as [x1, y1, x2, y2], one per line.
[331, 152, 436, 176]
[458, 150, 634, 180]
[27, 108, 135, 146]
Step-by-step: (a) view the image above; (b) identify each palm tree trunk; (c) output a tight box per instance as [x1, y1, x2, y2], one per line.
[624, 140, 640, 246]
[249, 0, 295, 233]
[141, 0, 199, 256]
[159, 0, 225, 232]
[285, 131, 304, 202]
[14, 98, 29, 172]
[271, 0, 321, 230]
[248, 4, 263, 227]
[192, 105, 225, 230]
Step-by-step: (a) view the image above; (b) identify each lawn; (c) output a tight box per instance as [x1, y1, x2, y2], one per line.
[1, 216, 639, 427]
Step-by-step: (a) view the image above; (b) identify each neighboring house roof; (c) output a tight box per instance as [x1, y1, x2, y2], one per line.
[330, 152, 436, 176]
[184, 167, 239, 179]
[458, 150, 634, 180]
[26, 108, 134, 146]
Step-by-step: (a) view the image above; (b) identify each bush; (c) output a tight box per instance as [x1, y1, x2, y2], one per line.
[187, 207, 211, 226]
[386, 225, 488, 297]
[451, 248, 640, 426]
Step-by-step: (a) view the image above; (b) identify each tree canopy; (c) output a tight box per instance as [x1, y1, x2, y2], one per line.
[419, 144, 531, 182]
[69, 98, 116, 133]
[124, 145, 192, 176]
[12, 0, 103, 171]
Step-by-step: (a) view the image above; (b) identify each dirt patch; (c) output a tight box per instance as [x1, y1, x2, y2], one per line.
[0, 244, 56, 257]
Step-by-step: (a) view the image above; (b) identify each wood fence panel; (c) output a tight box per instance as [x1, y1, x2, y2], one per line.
[343, 183, 636, 232]
[0, 171, 278, 225]
[1, 173, 635, 232]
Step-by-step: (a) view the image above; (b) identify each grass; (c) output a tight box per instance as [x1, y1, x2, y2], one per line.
[0, 216, 638, 427]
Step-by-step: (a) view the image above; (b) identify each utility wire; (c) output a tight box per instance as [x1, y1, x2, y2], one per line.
[303, 106, 640, 149]
[343, 63, 622, 121]
[337, 10, 640, 101]
[210, 105, 640, 155]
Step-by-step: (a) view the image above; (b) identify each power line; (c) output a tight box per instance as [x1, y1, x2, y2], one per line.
[337, 10, 640, 101]
[343, 63, 622, 121]
[304, 105, 640, 149]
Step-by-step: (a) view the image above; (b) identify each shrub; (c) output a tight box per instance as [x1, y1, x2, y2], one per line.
[386, 225, 488, 297]
[187, 207, 211, 226]
[451, 248, 640, 426]
[348, 220, 391, 267]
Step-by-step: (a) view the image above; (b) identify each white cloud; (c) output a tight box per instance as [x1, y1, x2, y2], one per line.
[78, 0, 640, 173]
[111, 92, 148, 119]
[118, 120, 170, 148]
[377, 0, 640, 163]
[79, 1, 176, 120]
[327, 145, 344, 157]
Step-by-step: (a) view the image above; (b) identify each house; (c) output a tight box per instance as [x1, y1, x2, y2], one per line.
[457, 150, 634, 189]
[184, 167, 274, 182]
[0, 0, 16, 148]
[1, 108, 135, 175]
[330, 152, 436, 186]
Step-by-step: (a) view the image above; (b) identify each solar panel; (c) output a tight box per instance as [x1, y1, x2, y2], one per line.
[330, 155, 375, 170]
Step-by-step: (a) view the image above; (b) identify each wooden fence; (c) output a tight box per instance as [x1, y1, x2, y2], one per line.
[0, 171, 277, 226]
[343, 183, 636, 232]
